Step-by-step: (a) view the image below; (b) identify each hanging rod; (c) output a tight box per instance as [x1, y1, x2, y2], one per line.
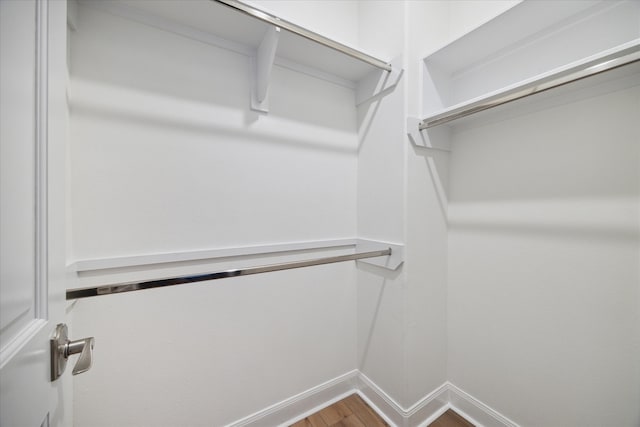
[66, 248, 392, 300]
[213, 0, 392, 72]
[419, 44, 640, 130]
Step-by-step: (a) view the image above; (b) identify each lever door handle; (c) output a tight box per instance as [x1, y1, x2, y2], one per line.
[51, 323, 95, 381]
[67, 336, 95, 375]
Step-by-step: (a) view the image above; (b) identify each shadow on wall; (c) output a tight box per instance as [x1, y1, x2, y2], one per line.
[69, 80, 357, 156]
[356, 70, 404, 152]
[445, 85, 640, 425]
[357, 262, 403, 371]
[412, 143, 450, 223]
[447, 86, 639, 240]
[71, 2, 358, 136]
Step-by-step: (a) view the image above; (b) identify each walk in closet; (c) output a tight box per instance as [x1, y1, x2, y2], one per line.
[0, 1, 638, 426]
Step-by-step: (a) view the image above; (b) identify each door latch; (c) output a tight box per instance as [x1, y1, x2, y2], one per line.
[50, 323, 95, 381]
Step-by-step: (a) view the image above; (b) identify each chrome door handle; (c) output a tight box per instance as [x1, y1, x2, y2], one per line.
[67, 336, 95, 375]
[50, 323, 95, 381]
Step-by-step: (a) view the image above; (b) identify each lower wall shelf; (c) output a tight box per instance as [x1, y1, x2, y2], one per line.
[66, 238, 405, 300]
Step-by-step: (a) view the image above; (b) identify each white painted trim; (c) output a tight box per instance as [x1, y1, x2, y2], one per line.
[416, 404, 451, 427]
[282, 390, 357, 427]
[355, 389, 402, 427]
[222, 373, 520, 427]
[34, 0, 49, 321]
[404, 383, 450, 427]
[357, 373, 450, 427]
[447, 383, 520, 427]
[225, 370, 359, 427]
[68, 238, 358, 272]
[356, 372, 406, 426]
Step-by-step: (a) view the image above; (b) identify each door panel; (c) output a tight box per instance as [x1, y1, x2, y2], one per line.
[0, 1, 71, 426]
[0, 0, 40, 355]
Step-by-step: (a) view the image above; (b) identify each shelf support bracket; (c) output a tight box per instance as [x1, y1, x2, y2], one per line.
[251, 26, 280, 113]
[355, 57, 403, 106]
[407, 117, 451, 151]
[355, 239, 404, 270]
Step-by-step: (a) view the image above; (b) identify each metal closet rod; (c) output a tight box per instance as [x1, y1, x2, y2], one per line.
[419, 46, 640, 130]
[213, 0, 392, 72]
[66, 248, 392, 300]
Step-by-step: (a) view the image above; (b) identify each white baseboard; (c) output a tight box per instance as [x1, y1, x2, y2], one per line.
[224, 370, 359, 427]
[356, 373, 450, 427]
[447, 383, 520, 427]
[225, 371, 519, 427]
[355, 373, 406, 427]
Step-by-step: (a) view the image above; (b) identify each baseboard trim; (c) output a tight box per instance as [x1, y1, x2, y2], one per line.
[447, 383, 520, 427]
[355, 373, 405, 427]
[356, 373, 450, 427]
[226, 371, 519, 427]
[224, 370, 359, 427]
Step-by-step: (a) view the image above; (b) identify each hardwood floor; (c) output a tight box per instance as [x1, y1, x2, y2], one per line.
[290, 394, 387, 427]
[289, 394, 474, 427]
[430, 410, 475, 427]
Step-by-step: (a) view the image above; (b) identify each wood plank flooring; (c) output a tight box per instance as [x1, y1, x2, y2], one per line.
[289, 394, 474, 427]
[290, 394, 387, 427]
[430, 409, 475, 427]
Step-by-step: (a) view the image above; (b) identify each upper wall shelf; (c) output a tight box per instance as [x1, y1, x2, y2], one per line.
[420, 42, 639, 130]
[77, 0, 401, 112]
[217, 0, 391, 73]
[409, 0, 640, 143]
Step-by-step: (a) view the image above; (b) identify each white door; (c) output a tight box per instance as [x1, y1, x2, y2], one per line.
[0, 1, 73, 426]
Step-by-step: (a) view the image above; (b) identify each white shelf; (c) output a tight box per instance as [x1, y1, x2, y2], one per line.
[68, 239, 404, 273]
[75, 0, 402, 112]
[83, 0, 393, 85]
[420, 41, 640, 129]
[415, 0, 640, 133]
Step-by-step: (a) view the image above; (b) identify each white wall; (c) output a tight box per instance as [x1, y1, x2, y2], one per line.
[404, 1, 450, 408]
[408, 2, 639, 426]
[447, 84, 640, 427]
[402, 0, 522, 409]
[249, 0, 360, 49]
[355, 0, 408, 407]
[66, 1, 640, 426]
[69, 3, 362, 425]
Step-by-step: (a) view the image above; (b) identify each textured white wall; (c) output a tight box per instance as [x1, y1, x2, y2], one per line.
[69, 3, 360, 426]
[447, 84, 640, 427]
